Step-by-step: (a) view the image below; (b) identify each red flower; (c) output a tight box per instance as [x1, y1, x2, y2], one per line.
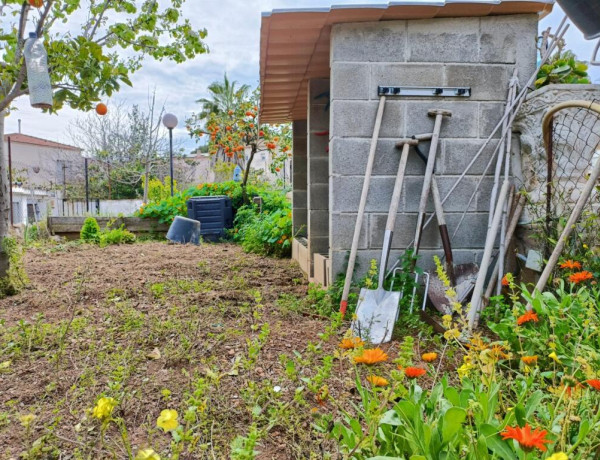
[501, 424, 552, 452]
[560, 260, 582, 270]
[404, 367, 426, 378]
[517, 311, 539, 326]
[586, 379, 600, 391]
[501, 274, 510, 286]
[568, 271, 594, 284]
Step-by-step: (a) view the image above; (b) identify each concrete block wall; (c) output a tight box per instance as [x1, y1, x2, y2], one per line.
[329, 14, 538, 279]
[307, 79, 331, 273]
[292, 120, 308, 237]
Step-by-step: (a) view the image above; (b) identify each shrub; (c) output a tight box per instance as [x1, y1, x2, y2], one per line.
[0, 237, 29, 297]
[99, 226, 136, 247]
[536, 50, 590, 88]
[80, 217, 101, 243]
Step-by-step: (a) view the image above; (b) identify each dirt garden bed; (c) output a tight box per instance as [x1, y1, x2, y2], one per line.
[0, 242, 445, 459]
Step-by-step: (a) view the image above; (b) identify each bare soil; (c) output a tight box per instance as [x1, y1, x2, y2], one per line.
[0, 242, 452, 459]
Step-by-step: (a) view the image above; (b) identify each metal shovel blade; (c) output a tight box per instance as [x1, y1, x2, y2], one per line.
[427, 263, 478, 314]
[351, 287, 401, 344]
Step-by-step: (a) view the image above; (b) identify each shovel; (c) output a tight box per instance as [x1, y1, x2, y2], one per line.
[412, 143, 479, 313]
[352, 139, 418, 344]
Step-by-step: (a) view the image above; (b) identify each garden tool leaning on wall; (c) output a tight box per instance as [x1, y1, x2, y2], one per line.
[352, 139, 418, 344]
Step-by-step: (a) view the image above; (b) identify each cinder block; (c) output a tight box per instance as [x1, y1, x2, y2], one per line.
[474, 176, 497, 212]
[407, 18, 479, 63]
[309, 103, 330, 132]
[479, 103, 505, 139]
[402, 176, 435, 213]
[331, 176, 398, 213]
[292, 190, 307, 209]
[479, 14, 538, 81]
[309, 209, 329, 237]
[371, 63, 445, 91]
[308, 156, 329, 184]
[330, 213, 369, 250]
[294, 238, 310, 275]
[309, 236, 329, 257]
[445, 64, 513, 101]
[308, 183, 329, 211]
[313, 253, 329, 287]
[444, 212, 489, 249]
[441, 139, 500, 175]
[330, 138, 427, 177]
[435, 176, 478, 212]
[308, 134, 329, 160]
[369, 213, 440, 249]
[331, 63, 371, 100]
[405, 101, 479, 139]
[330, 100, 405, 138]
[309, 79, 330, 99]
[331, 21, 406, 63]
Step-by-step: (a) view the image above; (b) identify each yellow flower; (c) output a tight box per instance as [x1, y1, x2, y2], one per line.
[339, 337, 364, 349]
[19, 414, 35, 428]
[156, 409, 179, 432]
[547, 453, 568, 460]
[445, 288, 457, 299]
[457, 361, 475, 379]
[135, 449, 161, 460]
[549, 352, 562, 364]
[442, 315, 453, 329]
[366, 375, 389, 387]
[92, 397, 117, 420]
[444, 328, 460, 340]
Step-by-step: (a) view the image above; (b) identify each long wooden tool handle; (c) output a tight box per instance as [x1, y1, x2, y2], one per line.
[340, 96, 386, 315]
[414, 114, 443, 253]
[378, 142, 413, 288]
[431, 177, 456, 286]
[467, 180, 510, 329]
[530, 152, 600, 305]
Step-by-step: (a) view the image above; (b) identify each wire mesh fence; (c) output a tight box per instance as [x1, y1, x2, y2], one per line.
[527, 100, 600, 257]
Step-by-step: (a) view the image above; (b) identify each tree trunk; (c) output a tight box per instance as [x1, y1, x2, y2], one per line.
[0, 112, 11, 277]
[241, 144, 256, 205]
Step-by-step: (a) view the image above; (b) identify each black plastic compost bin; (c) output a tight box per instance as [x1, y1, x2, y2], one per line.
[186, 196, 233, 241]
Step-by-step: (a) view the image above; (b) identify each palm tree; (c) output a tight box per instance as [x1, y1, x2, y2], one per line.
[196, 73, 250, 119]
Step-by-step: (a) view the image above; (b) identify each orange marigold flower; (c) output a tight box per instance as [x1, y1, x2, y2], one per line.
[521, 355, 538, 365]
[517, 311, 539, 326]
[586, 379, 600, 391]
[404, 367, 427, 378]
[422, 352, 438, 362]
[568, 271, 594, 284]
[560, 260, 582, 270]
[501, 274, 510, 286]
[366, 375, 389, 387]
[501, 424, 552, 452]
[339, 337, 364, 350]
[354, 348, 389, 365]
[490, 344, 510, 360]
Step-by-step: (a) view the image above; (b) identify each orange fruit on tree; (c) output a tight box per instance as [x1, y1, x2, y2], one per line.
[95, 103, 108, 116]
[29, 0, 43, 8]
[275, 167, 281, 172]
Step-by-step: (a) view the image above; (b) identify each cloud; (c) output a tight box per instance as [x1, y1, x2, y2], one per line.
[6, 1, 600, 152]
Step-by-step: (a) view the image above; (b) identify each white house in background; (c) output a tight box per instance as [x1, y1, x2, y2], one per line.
[3, 132, 84, 225]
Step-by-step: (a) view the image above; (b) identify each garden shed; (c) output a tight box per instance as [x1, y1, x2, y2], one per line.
[259, 0, 556, 285]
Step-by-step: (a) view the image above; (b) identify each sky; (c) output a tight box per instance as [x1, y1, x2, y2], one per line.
[4, 0, 600, 153]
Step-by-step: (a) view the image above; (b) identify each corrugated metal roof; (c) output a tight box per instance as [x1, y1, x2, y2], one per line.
[260, 0, 554, 123]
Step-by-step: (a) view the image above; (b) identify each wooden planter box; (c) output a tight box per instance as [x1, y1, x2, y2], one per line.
[313, 253, 331, 288]
[48, 216, 170, 239]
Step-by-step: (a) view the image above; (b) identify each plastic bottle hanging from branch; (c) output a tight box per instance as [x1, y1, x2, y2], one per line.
[24, 32, 53, 109]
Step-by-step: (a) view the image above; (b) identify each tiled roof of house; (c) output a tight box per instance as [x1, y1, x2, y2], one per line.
[4, 133, 82, 152]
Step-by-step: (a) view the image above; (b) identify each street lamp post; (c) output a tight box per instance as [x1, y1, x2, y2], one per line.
[162, 113, 178, 197]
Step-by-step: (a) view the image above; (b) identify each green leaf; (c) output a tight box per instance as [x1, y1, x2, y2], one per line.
[380, 410, 402, 426]
[514, 404, 526, 427]
[480, 424, 516, 460]
[442, 407, 467, 443]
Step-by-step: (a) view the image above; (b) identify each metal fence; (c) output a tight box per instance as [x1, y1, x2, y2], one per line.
[528, 100, 600, 256]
